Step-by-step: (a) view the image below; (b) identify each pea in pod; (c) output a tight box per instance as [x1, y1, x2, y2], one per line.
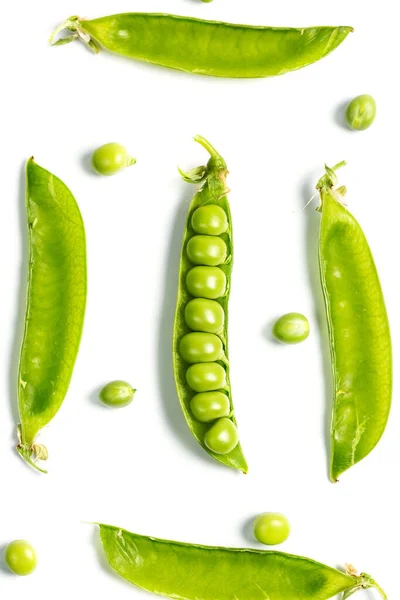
[99, 525, 387, 600]
[17, 159, 87, 472]
[49, 14, 353, 79]
[173, 136, 247, 472]
[316, 164, 392, 482]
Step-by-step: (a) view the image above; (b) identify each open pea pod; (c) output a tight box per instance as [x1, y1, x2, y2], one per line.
[99, 525, 387, 600]
[316, 164, 392, 481]
[49, 14, 353, 79]
[173, 136, 247, 472]
[17, 159, 87, 472]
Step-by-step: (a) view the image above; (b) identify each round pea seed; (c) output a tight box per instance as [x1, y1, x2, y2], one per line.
[190, 391, 230, 422]
[186, 266, 227, 299]
[185, 298, 224, 333]
[272, 313, 310, 344]
[99, 380, 136, 408]
[187, 235, 227, 266]
[180, 332, 223, 363]
[186, 362, 226, 392]
[92, 142, 136, 176]
[204, 418, 239, 454]
[345, 95, 376, 131]
[191, 205, 228, 236]
[253, 513, 290, 546]
[4, 540, 37, 576]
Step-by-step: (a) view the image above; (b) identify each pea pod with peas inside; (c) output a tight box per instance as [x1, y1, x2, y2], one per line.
[49, 14, 353, 79]
[98, 525, 388, 599]
[173, 136, 247, 471]
[16, 159, 87, 472]
[316, 164, 392, 481]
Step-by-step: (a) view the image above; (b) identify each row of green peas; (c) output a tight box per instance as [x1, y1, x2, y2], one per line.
[179, 204, 239, 455]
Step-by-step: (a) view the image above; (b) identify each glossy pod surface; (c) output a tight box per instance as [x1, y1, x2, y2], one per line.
[50, 15, 353, 79]
[316, 165, 392, 481]
[173, 136, 246, 471]
[17, 159, 87, 471]
[99, 526, 386, 600]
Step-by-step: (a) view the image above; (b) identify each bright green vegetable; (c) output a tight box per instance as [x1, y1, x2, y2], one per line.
[4, 540, 37, 576]
[186, 362, 226, 393]
[192, 205, 228, 236]
[179, 332, 223, 363]
[253, 513, 290, 546]
[186, 235, 227, 266]
[204, 417, 238, 454]
[186, 266, 226, 299]
[98, 525, 387, 599]
[345, 95, 376, 130]
[316, 164, 392, 481]
[173, 136, 247, 472]
[273, 312, 310, 344]
[190, 391, 230, 422]
[99, 380, 136, 407]
[185, 298, 225, 334]
[50, 15, 353, 79]
[92, 142, 136, 175]
[17, 159, 87, 473]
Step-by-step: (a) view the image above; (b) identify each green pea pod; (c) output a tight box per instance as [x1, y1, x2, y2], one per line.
[98, 525, 387, 600]
[49, 14, 353, 79]
[316, 164, 392, 482]
[173, 136, 247, 472]
[17, 159, 87, 473]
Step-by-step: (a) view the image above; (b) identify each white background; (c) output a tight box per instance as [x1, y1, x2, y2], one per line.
[0, 1, 398, 598]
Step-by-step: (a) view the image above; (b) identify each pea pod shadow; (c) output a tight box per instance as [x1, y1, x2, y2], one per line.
[300, 173, 333, 481]
[156, 189, 216, 467]
[7, 163, 28, 438]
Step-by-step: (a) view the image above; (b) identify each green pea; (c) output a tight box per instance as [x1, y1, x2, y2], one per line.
[99, 380, 136, 408]
[345, 95, 376, 131]
[253, 513, 290, 546]
[92, 142, 136, 176]
[180, 332, 223, 363]
[190, 391, 230, 422]
[186, 362, 226, 392]
[185, 298, 224, 333]
[204, 418, 239, 454]
[186, 266, 226, 299]
[272, 313, 310, 344]
[187, 235, 227, 266]
[191, 205, 228, 236]
[4, 540, 37, 576]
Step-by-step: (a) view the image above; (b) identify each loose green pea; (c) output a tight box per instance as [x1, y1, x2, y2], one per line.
[204, 418, 238, 454]
[187, 235, 227, 266]
[191, 205, 228, 236]
[92, 142, 136, 176]
[185, 298, 224, 333]
[253, 513, 290, 546]
[186, 266, 227, 299]
[345, 95, 376, 131]
[99, 380, 136, 407]
[190, 391, 230, 422]
[273, 313, 310, 344]
[180, 332, 223, 363]
[186, 362, 226, 392]
[4, 540, 37, 576]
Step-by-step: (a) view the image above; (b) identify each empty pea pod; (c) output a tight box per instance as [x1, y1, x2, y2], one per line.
[173, 136, 246, 471]
[49, 14, 353, 79]
[16, 159, 87, 472]
[316, 164, 392, 481]
[98, 525, 387, 600]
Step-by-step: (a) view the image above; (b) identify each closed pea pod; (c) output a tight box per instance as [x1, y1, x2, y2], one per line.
[98, 525, 388, 600]
[17, 159, 87, 472]
[50, 14, 352, 79]
[173, 136, 246, 471]
[316, 164, 392, 481]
